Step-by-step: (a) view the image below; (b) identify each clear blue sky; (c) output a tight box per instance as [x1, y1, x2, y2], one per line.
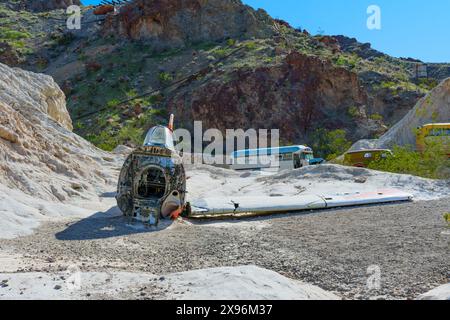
[82, 0, 449, 62]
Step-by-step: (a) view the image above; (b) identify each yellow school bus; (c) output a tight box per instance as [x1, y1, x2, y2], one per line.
[344, 149, 393, 168]
[416, 123, 450, 157]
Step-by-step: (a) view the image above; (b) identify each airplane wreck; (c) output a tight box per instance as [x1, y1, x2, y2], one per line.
[116, 115, 413, 227]
[116, 115, 189, 226]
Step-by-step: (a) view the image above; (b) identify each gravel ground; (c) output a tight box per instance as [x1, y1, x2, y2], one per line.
[0, 198, 449, 300]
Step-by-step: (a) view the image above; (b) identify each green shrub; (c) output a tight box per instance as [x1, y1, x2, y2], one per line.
[0, 28, 30, 40]
[244, 41, 258, 50]
[263, 57, 274, 64]
[444, 213, 450, 227]
[0, 27, 31, 52]
[86, 131, 118, 151]
[368, 142, 449, 179]
[369, 113, 383, 121]
[335, 56, 346, 66]
[212, 48, 228, 58]
[125, 89, 138, 98]
[107, 99, 121, 108]
[377, 80, 421, 94]
[226, 39, 236, 46]
[118, 124, 144, 146]
[310, 129, 352, 160]
[380, 81, 397, 90]
[158, 72, 173, 85]
[374, 56, 388, 65]
[74, 121, 85, 130]
[86, 124, 144, 151]
[335, 54, 359, 69]
[418, 78, 438, 91]
[348, 106, 359, 118]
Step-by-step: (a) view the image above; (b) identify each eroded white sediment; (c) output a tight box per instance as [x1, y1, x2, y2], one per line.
[0, 266, 340, 300]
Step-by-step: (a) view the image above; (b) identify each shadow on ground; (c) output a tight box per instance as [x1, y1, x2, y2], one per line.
[55, 206, 173, 241]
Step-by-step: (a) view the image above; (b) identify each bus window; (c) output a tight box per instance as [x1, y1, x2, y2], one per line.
[301, 153, 314, 161]
[428, 128, 450, 137]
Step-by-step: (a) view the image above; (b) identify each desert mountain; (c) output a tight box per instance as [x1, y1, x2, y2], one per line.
[1, 1, 449, 301]
[103, 0, 274, 47]
[1, 0, 449, 157]
[169, 50, 372, 143]
[334, 35, 450, 82]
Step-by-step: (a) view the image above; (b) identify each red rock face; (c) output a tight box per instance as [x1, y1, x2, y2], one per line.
[93, 5, 114, 16]
[168, 52, 370, 143]
[316, 36, 341, 54]
[103, 0, 274, 49]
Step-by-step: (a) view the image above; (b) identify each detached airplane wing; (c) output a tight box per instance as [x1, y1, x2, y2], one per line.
[188, 189, 413, 218]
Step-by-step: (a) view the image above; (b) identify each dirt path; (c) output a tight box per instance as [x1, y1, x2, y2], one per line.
[1, 198, 449, 300]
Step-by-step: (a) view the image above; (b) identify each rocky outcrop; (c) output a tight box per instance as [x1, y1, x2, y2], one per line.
[0, 63, 73, 131]
[333, 35, 385, 60]
[316, 36, 341, 54]
[103, 0, 274, 49]
[427, 64, 450, 82]
[23, 0, 81, 12]
[351, 77, 450, 150]
[365, 81, 424, 126]
[0, 63, 119, 202]
[169, 51, 377, 143]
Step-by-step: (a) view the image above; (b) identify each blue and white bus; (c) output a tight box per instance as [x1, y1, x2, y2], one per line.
[230, 145, 324, 171]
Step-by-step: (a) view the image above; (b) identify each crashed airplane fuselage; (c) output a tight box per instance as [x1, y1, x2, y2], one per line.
[116, 117, 414, 226]
[116, 116, 187, 226]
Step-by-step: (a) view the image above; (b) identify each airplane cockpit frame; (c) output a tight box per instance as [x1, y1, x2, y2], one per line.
[116, 115, 188, 226]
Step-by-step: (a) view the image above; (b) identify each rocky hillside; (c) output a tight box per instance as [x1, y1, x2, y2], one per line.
[334, 35, 450, 82]
[351, 77, 450, 150]
[26, 1, 81, 12]
[0, 0, 81, 12]
[1, 0, 449, 156]
[0, 62, 119, 203]
[103, 0, 274, 47]
[169, 51, 373, 143]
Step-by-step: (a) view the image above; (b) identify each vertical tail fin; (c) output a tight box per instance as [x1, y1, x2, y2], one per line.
[168, 114, 174, 132]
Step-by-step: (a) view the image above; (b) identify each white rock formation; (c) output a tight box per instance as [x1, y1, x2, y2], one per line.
[163, 265, 340, 300]
[0, 63, 122, 237]
[185, 163, 450, 203]
[0, 63, 73, 131]
[416, 283, 450, 300]
[0, 63, 122, 202]
[0, 266, 340, 300]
